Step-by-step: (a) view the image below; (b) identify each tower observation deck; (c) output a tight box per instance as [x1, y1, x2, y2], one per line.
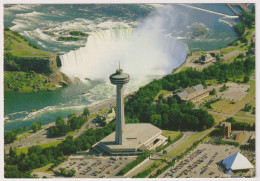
[109, 68, 130, 145]
[91, 68, 167, 155]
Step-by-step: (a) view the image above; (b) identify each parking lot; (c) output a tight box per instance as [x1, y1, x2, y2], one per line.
[161, 143, 241, 178]
[55, 155, 136, 178]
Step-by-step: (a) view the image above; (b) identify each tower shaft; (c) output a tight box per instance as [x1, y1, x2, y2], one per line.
[115, 84, 125, 144]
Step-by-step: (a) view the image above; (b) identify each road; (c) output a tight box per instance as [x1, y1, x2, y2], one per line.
[123, 131, 196, 178]
[4, 98, 116, 154]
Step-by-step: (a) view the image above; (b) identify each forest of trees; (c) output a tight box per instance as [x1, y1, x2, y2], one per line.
[234, 10, 255, 39]
[4, 121, 115, 178]
[126, 56, 254, 131]
[48, 108, 90, 137]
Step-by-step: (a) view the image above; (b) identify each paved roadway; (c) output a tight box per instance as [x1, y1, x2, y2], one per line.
[4, 98, 116, 153]
[123, 131, 196, 178]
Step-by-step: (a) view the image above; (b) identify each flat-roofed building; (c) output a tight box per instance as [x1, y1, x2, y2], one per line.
[93, 123, 167, 155]
[174, 84, 210, 102]
[221, 122, 232, 138]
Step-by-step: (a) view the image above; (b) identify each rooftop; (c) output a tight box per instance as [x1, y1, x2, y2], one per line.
[109, 68, 130, 85]
[97, 123, 162, 150]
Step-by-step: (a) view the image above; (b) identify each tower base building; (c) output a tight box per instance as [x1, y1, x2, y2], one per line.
[92, 68, 167, 155]
[93, 123, 167, 155]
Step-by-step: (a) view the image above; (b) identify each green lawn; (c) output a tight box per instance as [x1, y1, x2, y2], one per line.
[235, 118, 255, 126]
[17, 141, 62, 155]
[17, 132, 34, 141]
[209, 113, 227, 124]
[210, 80, 255, 115]
[235, 110, 255, 118]
[167, 129, 209, 156]
[220, 45, 248, 55]
[33, 163, 54, 174]
[205, 79, 219, 86]
[179, 67, 191, 73]
[32, 139, 44, 144]
[154, 90, 172, 101]
[5, 31, 52, 57]
[89, 108, 110, 119]
[162, 130, 182, 141]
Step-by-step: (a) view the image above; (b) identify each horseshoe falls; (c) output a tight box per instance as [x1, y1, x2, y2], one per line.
[59, 28, 188, 81]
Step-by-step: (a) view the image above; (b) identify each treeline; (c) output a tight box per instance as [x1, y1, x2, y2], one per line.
[4, 121, 115, 178]
[4, 52, 51, 73]
[225, 117, 255, 131]
[49, 108, 90, 137]
[4, 71, 55, 92]
[117, 151, 150, 176]
[4, 27, 39, 49]
[57, 36, 80, 41]
[126, 56, 254, 131]
[69, 31, 88, 36]
[4, 126, 27, 144]
[49, 114, 85, 137]
[234, 10, 255, 39]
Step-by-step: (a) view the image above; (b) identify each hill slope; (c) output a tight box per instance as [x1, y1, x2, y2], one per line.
[4, 28, 70, 92]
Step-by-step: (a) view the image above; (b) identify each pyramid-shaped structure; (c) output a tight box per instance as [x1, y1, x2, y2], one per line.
[221, 152, 254, 170]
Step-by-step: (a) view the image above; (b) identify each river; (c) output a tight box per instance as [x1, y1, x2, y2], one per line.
[4, 4, 239, 133]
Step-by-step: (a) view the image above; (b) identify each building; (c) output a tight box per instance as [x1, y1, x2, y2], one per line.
[218, 152, 254, 174]
[200, 53, 215, 63]
[174, 84, 210, 102]
[93, 123, 167, 155]
[221, 122, 232, 138]
[92, 68, 167, 155]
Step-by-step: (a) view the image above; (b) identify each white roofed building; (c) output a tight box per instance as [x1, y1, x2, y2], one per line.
[218, 152, 254, 174]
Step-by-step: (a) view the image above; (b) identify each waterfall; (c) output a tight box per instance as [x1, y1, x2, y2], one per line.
[60, 28, 188, 81]
[60, 6, 189, 81]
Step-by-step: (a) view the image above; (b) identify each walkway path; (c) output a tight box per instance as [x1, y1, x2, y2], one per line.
[178, 4, 239, 18]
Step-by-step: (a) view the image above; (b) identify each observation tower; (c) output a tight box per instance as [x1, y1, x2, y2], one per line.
[109, 68, 130, 145]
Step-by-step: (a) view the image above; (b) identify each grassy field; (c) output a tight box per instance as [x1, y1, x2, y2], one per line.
[179, 67, 191, 73]
[32, 139, 44, 144]
[17, 141, 62, 155]
[235, 110, 255, 118]
[240, 133, 247, 145]
[33, 163, 54, 174]
[235, 118, 255, 126]
[17, 131, 34, 141]
[205, 79, 219, 86]
[220, 45, 248, 55]
[162, 130, 182, 141]
[201, 95, 216, 101]
[88, 108, 110, 119]
[210, 80, 255, 115]
[209, 113, 227, 124]
[167, 129, 209, 156]
[245, 25, 255, 45]
[154, 90, 172, 101]
[5, 31, 52, 57]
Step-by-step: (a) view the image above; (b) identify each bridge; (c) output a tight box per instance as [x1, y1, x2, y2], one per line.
[178, 4, 239, 19]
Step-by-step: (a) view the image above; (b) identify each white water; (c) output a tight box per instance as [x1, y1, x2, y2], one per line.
[60, 5, 188, 82]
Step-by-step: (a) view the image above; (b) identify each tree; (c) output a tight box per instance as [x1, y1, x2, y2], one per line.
[55, 116, 65, 127]
[83, 107, 90, 118]
[4, 130, 17, 144]
[243, 74, 250, 83]
[209, 88, 216, 95]
[150, 114, 162, 128]
[31, 122, 41, 133]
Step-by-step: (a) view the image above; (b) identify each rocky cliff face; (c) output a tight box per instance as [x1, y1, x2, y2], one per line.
[4, 29, 71, 92]
[49, 55, 71, 87]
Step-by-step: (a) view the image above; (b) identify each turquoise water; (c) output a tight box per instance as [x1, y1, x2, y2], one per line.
[4, 4, 241, 133]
